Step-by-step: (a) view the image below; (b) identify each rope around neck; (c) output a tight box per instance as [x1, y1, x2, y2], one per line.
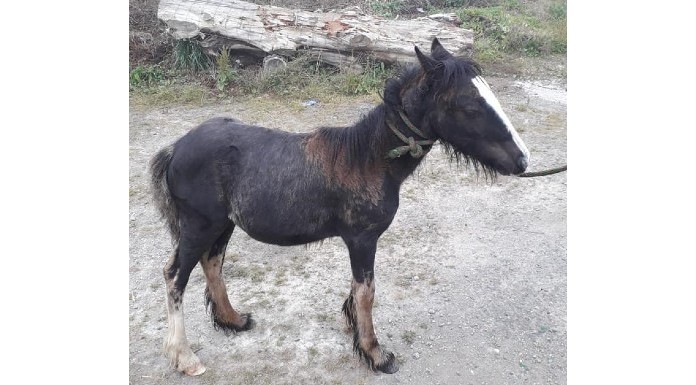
[385, 110, 435, 159]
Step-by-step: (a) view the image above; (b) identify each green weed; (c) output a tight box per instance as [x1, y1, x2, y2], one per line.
[215, 48, 238, 91]
[548, 0, 567, 20]
[338, 60, 393, 95]
[173, 39, 211, 71]
[129, 64, 165, 89]
[366, 0, 404, 17]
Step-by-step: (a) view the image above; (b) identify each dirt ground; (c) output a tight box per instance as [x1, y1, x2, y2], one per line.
[129, 69, 567, 385]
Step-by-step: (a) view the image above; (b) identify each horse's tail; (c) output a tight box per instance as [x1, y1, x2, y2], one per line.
[149, 144, 180, 244]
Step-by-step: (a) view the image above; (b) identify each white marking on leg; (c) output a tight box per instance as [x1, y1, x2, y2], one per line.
[472, 76, 530, 160]
[165, 300, 186, 357]
[164, 290, 205, 375]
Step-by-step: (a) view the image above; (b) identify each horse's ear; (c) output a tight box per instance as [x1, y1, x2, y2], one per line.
[383, 78, 402, 107]
[431, 37, 453, 60]
[431, 38, 444, 52]
[415, 45, 439, 73]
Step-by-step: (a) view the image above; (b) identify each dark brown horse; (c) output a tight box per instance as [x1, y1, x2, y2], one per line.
[149, 38, 529, 376]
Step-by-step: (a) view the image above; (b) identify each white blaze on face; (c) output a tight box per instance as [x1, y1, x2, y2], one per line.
[472, 76, 530, 160]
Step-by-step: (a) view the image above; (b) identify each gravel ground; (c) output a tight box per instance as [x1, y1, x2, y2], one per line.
[129, 74, 567, 385]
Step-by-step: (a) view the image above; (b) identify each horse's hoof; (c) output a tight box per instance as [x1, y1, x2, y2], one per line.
[239, 313, 255, 331]
[221, 313, 256, 335]
[183, 363, 206, 376]
[376, 352, 399, 374]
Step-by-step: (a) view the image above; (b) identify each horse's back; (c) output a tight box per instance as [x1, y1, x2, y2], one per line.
[169, 117, 305, 176]
[174, 117, 300, 155]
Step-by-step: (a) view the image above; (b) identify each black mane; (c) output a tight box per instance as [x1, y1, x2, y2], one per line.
[437, 58, 481, 95]
[313, 104, 389, 171]
[311, 62, 429, 172]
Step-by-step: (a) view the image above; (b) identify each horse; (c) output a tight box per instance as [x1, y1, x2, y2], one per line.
[149, 38, 530, 376]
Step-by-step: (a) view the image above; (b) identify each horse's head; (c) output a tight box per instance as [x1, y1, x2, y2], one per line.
[395, 38, 530, 176]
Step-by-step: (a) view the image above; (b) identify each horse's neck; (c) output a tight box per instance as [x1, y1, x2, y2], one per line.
[342, 103, 431, 185]
[378, 108, 432, 185]
[384, 147, 430, 185]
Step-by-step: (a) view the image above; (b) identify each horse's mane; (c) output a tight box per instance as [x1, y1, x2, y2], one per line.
[434, 56, 483, 92]
[312, 63, 429, 171]
[312, 103, 389, 171]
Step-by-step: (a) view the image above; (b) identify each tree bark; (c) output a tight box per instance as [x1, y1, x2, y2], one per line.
[157, 0, 474, 69]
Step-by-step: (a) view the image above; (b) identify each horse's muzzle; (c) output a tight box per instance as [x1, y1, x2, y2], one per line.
[514, 155, 529, 175]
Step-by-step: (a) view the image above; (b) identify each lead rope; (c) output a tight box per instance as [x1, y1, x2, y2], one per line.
[518, 165, 567, 178]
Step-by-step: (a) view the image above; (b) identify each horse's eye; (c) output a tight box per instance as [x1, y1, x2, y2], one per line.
[462, 105, 480, 118]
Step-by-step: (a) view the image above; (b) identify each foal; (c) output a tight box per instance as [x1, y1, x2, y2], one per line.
[150, 38, 529, 376]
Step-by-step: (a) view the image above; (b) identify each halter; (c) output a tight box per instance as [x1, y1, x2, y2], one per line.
[385, 109, 436, 159]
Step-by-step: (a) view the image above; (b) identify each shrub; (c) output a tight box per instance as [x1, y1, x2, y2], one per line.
[215, 48, 238, 91]
[173, 39, 211, 71]
[129, 64, 165, 89]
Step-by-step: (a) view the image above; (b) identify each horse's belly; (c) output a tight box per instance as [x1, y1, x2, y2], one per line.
[229, 206, 336, 246]
[243, 230, 328, 246]
[237, 222, 334, 246]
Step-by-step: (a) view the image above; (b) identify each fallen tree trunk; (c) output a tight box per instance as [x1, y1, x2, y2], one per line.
[157, 0, 473, 70]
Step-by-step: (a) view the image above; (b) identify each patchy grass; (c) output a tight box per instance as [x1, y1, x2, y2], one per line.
[366, 0, 405, 17]
[455, 0, 566, 63]
[249, 264, 267, 283]
[401, 330, 417, 345]
[129, 82, 213, 108]
[274, 268, 288, 286]
[129, 64, 166, 89]
[232, 54, 395, 98]
[308, 346, 319, 358]
[515, 103, 529, 112]
[315, 312, 335, 323]
[340, 60, 395, 95]
[131, 39, 396, 105]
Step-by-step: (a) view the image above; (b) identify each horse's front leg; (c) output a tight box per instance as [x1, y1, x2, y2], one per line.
[341, 235, 398, 374]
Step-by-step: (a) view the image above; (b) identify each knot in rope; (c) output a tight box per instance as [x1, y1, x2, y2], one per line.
[385, 109, 434, 159]
[406, 137, 424, 157]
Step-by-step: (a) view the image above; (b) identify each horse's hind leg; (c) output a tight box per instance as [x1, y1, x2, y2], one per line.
[200, 223, 255, 333]
[342, 236, 399, 374]
[163, 243, 206, 375]
[163, 217, 228, 376]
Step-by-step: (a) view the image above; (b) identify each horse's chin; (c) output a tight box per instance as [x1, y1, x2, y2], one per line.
[441, 143, 499, 180]
[489, 158, 528, 176]
[481, 159, 520, 176]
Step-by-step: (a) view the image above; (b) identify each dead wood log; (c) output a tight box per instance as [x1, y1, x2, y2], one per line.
[157, 0, 473, 69]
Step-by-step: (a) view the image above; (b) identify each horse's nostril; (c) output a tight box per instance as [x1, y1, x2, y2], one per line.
[517, 156, 528, 172]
